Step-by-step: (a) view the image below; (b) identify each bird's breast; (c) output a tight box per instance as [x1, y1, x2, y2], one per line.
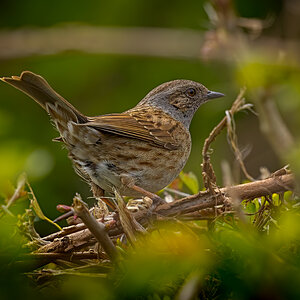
[68, 125, 191, 197]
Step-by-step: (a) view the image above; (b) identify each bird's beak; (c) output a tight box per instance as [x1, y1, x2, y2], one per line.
[206, 90, 225, 100]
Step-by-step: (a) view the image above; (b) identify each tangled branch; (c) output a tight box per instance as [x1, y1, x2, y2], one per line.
[9, 90, 296, 263]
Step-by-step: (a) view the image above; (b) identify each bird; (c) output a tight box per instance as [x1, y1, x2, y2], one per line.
[1, 71, 224, 209]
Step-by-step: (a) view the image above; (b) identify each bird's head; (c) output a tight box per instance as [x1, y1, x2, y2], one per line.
[137, 79, 224, 128]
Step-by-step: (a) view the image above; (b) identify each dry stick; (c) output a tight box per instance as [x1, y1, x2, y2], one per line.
[201, 111, 226, 191]
[222, 173, 294, 200]
[72, 194, 118, 261]
[253, 90, 300, 188]
[0, 173, 26, 217]
[1, 26, 300, 62]
[11, 252, 102, 271]
[6, 174, 26, 207]
[201, 100, 229, 213]
[255, 90, 295, 158]
[201, 87, 253, 192]
[0, 26, 203, 60]
[202, 88, 243, 187]
[201, 88, 249, 216]
[43, 222, 88, 241]
[27, 252, 100, 260]
[42, 215, 116, 242]
[156, 174, 295, 217]
[38, 173, 294, 253]
[114, 188, 146, 245]
[225, 91, 256, 181]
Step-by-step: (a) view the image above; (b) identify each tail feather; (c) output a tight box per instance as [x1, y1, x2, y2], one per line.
[1, 71, 87, 124]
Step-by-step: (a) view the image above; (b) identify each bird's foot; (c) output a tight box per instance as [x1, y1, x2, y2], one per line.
[121, 175, 165, 210]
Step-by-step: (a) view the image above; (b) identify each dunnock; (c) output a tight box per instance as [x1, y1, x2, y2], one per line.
[1, 72, 224, 207]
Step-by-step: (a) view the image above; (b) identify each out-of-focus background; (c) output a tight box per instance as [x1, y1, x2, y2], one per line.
[2, 1, 300, 299]
[0, 0, 299, 223]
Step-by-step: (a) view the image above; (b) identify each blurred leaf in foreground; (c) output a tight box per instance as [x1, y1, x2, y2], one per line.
[179, 171, 199, 194]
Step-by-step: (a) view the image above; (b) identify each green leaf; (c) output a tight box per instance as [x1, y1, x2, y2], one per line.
[245, 202, 256, 214]
[272, 193, 280, 206]
[179, 172, 199, 194]
[284, 191, 293, 202]
[27, 181, 61, 231]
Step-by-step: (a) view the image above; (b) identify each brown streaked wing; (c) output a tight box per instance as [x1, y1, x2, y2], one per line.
[87, 111, 179, 150]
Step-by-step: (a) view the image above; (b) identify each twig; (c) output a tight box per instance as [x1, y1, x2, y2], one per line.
[1, 25, 300, 62]
[0, 26, 203, 60]
[225, 88, 256, 181]
[245, 198, 266, 216]
[222, 173, 294, 200]
[25, 252, 100, 261]
[201, 88, 250, 217]
[38, 173, 295, 253]
[72, 194, 118, 261]
[201, 88, 249, 192]
[114, 188, 146, 244]
[164, 187, 191, 197]
[254, 89, 295, 158]
[0, 173, 26, 218]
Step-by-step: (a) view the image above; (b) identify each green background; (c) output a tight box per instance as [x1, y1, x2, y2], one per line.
[0, 0, 289, 226]
[2, 1, 300, 300]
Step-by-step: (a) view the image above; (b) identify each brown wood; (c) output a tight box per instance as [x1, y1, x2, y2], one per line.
[38, 173, 295, 254]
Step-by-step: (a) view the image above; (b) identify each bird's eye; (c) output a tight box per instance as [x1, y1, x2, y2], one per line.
[186, 88, 196, 97]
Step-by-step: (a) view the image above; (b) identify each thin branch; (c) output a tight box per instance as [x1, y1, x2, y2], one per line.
[114, 188, 146, 245]
[201, 87, 251, 193]
[0, 173, 26, 218]
[225, 89, 256, 181]
[254, 89, 295, 158]
[222, 173, 294, 200]
[26, 252, 100, 260]
[1, 25, 300, 62]
[72, 194, 118, 261]
[0, 26, 203, 60]
[38, 173, 295, 253]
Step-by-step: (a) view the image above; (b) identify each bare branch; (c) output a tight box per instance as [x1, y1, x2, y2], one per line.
[201, 87, 251, 192]
[1, 25, 300, 62]
[72, 194, 118, 261]
[0, 26, 203, 60]
[114, 188, 146, 245]
[0, 173, 26, 218]
[253, 90, 295, 158]
[38, 173, 295, 253]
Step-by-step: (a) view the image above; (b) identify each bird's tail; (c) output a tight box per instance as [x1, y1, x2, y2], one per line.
[1, 71, 88, 130]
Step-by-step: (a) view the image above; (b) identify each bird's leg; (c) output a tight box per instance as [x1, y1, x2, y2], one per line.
[130, 185, 165, 207]
[91, 183, 116, 210]
[120, 175, 165, 210]
[54, 184, 115, 224]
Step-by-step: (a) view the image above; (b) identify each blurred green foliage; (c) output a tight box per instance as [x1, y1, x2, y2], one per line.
[2, 184, 300, 299]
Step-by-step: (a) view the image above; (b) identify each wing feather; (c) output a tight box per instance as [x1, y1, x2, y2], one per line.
[87, 110, 179, 150]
